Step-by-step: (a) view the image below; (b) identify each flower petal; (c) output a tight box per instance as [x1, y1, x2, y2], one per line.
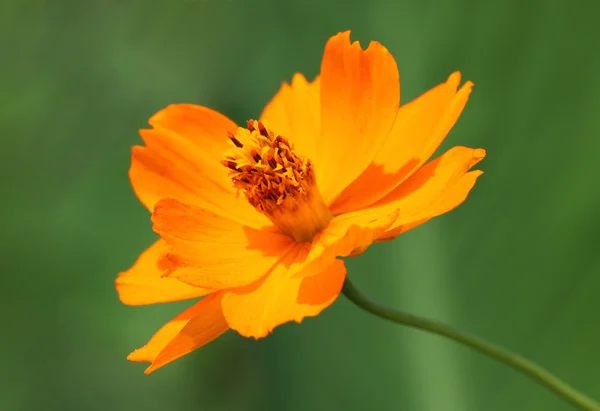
[115, 239, 211, 306]
[368, 146, 486, 239]
[259, 74, 321, 179]
[152, 198, 295, 290]
[382, 169, 484, 240]
[317, 31, 400, 204]
[286, 207, 399, 280]
[331, 72, 474, 214]
[128, 292, 228, 374]
[303, 208, 399, 276]
[221, 254, 346, 338]
[130, 104, 269, 228]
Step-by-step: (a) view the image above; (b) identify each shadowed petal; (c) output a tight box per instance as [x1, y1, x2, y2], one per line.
[289, 207, 399, 279]
[367, 146, 486, 239]
[130, 104, 269, 228]
[260, 73, 321, 179]
[332, 72, 474, 214]
[115, 239, 210, 306]
[152, 198, 294, 290]
[221, 255, 346, 338]
[128, 292, 228, 374]
[317, 31, 400, 205]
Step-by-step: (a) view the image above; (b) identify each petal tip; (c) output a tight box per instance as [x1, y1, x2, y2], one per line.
[366, 40, 390, 56]
[148, 103, 187, 125]
[252, 333, 268, 341]
[143, 365, 157, 375]
[464, 80, 475, 89]
[327, 30, 352, 48]
[236, 327, 270, 340]
[446, 71, 463, 90]
[130, 144, 144, 158]
[114, 276, 131, 304]
[147, 105, 170, 125]
[127, 348, 148, 362]
[473, 148, 487, 160]
[290, 72, 308, 85]
[448, 71, 462, 82]
[468, 148, 487, 169]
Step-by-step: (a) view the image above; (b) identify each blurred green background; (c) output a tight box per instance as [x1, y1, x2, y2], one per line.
[2, 0, 599, 410]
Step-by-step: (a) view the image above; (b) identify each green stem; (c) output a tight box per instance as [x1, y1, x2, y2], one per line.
[341, 277, 600, 411]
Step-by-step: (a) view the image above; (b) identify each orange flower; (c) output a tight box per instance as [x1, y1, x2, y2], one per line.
[116, 31, 485, 374]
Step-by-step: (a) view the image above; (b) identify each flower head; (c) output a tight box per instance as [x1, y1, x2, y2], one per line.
[116, 31, 486, 374]
[221, 119, 332, 242]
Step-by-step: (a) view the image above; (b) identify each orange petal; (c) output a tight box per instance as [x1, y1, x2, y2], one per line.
[331, 72, 473, 214]
[289, 206, 399, 279]
[115, 239, 210, 306]
[317, 31, 400, 205]
[130, 104, 269, 228]
[382, 169, 484, 240]
[259, 74, 321, 184]
[152, 198, 294, 289]
[368, 146, 486, 239]
[128, 292, 228, 374]
[221, 253, 346, 338]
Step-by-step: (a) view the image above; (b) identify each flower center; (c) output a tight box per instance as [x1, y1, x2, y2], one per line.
[221, 120, 332, 242]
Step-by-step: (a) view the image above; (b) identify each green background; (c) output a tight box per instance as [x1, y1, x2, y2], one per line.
[2, 1, 599, 410]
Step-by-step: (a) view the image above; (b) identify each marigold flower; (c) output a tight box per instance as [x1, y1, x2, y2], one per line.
[116, 30, 486, 374]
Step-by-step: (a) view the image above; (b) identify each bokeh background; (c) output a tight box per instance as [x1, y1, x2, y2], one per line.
[3, 0, 600, 410]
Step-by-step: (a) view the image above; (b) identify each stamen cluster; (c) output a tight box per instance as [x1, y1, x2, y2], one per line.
[222, 120, 314, 216]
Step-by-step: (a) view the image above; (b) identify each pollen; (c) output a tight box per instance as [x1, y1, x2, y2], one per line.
[221, 120, 332, 242]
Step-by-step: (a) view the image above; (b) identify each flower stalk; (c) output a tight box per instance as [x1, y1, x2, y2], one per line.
[341, 277, 600, 411]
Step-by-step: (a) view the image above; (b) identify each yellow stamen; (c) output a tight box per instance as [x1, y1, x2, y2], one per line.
[221, 120, 332, 242]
